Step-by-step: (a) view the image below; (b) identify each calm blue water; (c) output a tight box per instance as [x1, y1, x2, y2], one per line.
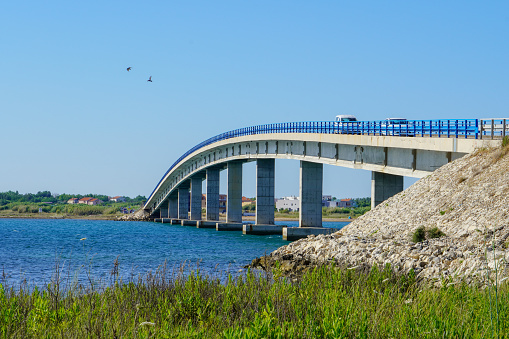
[0, 218, 348, 288]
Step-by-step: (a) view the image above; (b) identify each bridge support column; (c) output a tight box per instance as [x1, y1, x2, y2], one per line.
[227, 161, 242, 223]
[169, 196, 178, 219]
[371, 172, 403, 209]
[160, 205, 169, 219]
[299, 161, 323, 227]
[190, 176, 202, 221]
[256, 159, 275, 225]
[206, 167, 220, 221]
[178, 185, 189, 220]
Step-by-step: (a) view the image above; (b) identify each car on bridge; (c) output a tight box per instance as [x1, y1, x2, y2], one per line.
[335, 114, 360, 134]
[381, 118, 415, 137]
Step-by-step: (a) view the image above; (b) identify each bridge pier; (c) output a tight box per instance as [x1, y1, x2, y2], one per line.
[196, 221, 218, 228]
[371, 171, 403, 209]
[169, 195, 178, 219]
[245, 159, 283, 235]
[226, 161, 243, 223]
[190, 176, 202, 221]
[299, 161, 323, 227]
[178, 185, 189, 220]
[159, 206, 168, 219]
[206, 167, 220, 221]
[283, 161, 324, 240]
[255, 159, 275, 225]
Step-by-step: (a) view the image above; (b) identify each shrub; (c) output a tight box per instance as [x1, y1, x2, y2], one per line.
[427, 227, 445, 239]
[502, 135, 509, 148]
[412, 226, 446, 242]
[412, 226, 426, 243]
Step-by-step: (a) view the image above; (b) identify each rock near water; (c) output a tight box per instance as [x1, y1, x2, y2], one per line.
[252, 145, 509, 285]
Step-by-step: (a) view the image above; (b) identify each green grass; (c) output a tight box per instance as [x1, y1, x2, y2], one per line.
[0, 263, 507, 338]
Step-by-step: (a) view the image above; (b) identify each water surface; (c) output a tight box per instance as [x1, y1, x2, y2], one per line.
[0, 218, 348, 288]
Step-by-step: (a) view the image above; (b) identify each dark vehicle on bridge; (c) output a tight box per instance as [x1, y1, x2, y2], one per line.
[381, 118, 415, 137]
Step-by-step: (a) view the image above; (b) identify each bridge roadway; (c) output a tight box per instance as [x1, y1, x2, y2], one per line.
[144, 119, 506, 240]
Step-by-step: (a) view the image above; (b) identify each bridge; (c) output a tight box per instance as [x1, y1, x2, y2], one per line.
[144, 119, 506, 240]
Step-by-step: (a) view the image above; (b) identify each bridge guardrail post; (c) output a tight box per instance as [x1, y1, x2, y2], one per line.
[491, 119, 495, 140]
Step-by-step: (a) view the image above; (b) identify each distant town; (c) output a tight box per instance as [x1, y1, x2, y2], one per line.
[0, 190, 370, 219]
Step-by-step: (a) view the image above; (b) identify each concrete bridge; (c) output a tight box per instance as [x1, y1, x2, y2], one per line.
[144, 119, 506, 240]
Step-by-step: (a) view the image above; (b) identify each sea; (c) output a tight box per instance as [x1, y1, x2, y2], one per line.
[0, 218, 349, 289]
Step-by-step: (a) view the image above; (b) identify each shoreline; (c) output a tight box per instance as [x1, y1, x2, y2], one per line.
[0, 213, 354, 223]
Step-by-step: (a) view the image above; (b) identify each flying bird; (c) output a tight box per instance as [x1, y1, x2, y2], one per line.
[147, 76, 152, 82]
[126, 67, 132, 71]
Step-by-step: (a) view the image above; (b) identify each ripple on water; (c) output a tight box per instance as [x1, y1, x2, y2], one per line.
[0, 218, 348, 288]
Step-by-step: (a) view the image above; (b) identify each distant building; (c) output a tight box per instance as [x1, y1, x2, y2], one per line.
[201, 194, 207, 208]
[201, 194, 227, 213]
[242, 196, 254, 206]
[219, 194, 227, 213]
[276, 196, 299, 212]
[109, 196, 126, 203]
[321, 195, 333, 207]
[78, 197, 93, 204]
[338, 199, 357, 208]
[88, 198, 103, 206]
[67, 198, 79, 204]
[323, 200, 339, 208]
[79, 197, 103, 206]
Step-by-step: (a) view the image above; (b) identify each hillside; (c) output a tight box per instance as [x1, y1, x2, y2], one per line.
[254, 142, 509, 284]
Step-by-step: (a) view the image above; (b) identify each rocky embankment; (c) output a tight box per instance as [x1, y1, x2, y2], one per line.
[117, 208, 150, 221]
[252, 143, 509, 284]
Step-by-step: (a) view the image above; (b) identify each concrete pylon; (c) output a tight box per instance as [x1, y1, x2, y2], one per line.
[160, 202, 169, 219]
[190, 176, 203, 221]
[178, 185, 189, 220]
[371, 171, 403, 209]
[255, 159, 275, 225]
[227, 161, 242, 223]
[299, 161, 323, 227]
[206, 167, 220, 221]
[169, 195, 178, 218]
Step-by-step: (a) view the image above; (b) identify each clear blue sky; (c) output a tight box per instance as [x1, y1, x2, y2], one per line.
[1, 1, 508, 199]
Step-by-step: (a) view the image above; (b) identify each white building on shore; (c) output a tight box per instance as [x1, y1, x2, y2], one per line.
[275, 196, 300, 211]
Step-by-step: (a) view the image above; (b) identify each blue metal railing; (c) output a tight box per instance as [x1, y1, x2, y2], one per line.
[147, 118, 507, 207]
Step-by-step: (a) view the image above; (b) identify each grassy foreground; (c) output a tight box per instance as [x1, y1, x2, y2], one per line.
[1, 264, 507, 338]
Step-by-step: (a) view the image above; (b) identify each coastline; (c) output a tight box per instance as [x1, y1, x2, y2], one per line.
[0, 213, 353, 223]
[0, 213, 119, 221]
